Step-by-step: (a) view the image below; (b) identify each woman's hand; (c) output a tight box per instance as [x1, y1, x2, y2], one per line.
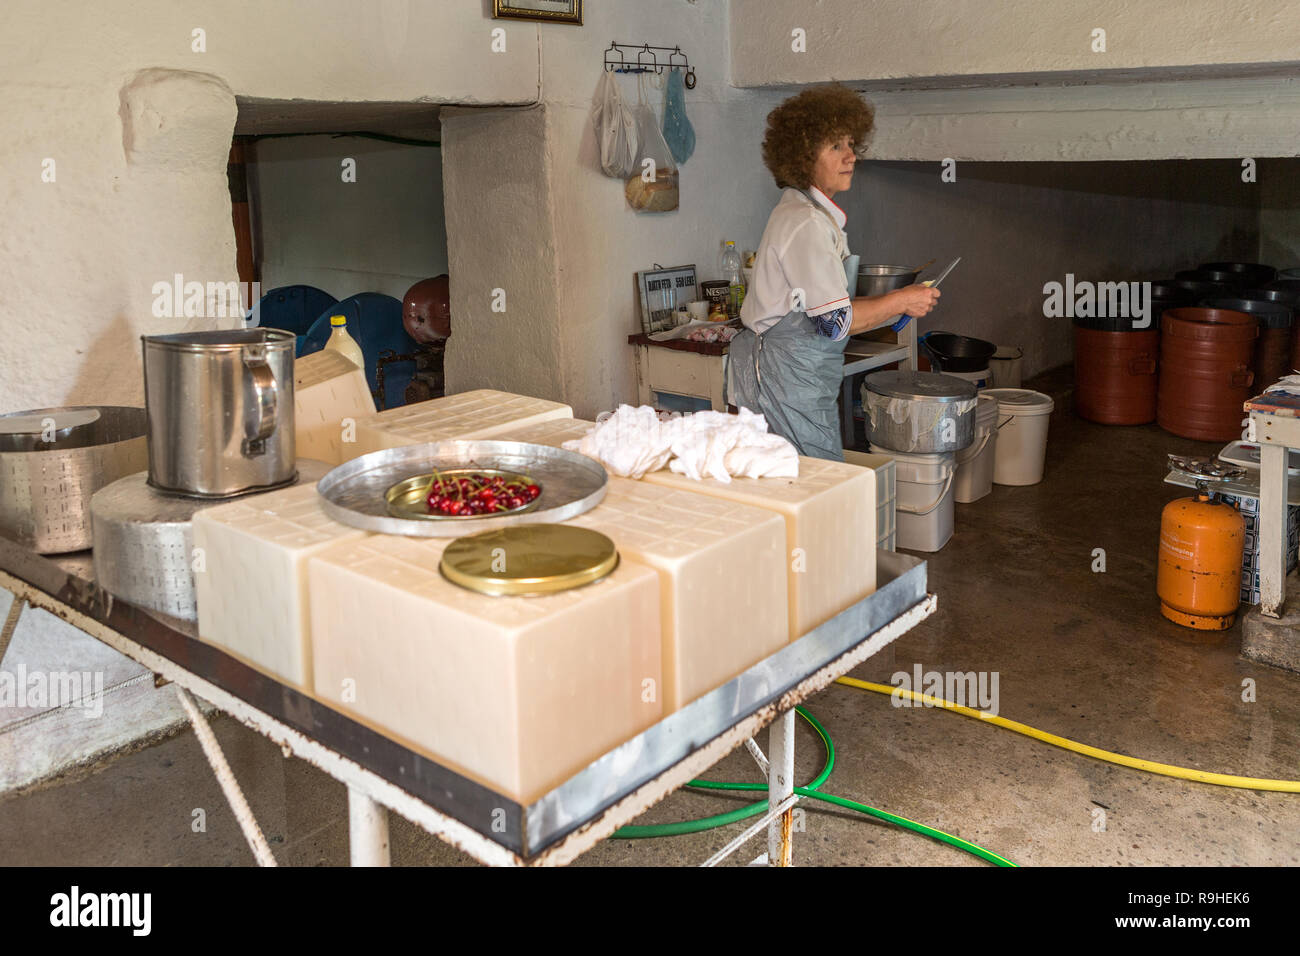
[891, 284, 941, 318]
[845, 284, 942, 334]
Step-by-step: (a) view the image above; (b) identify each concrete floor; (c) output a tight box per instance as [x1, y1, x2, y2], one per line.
[2, 367, 1298, 867]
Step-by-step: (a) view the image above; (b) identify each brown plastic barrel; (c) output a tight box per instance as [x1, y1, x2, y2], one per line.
[1157, 308, 1257, 441]
[1257, 326, 1292, 391]
[1073, 326, 1159, 424]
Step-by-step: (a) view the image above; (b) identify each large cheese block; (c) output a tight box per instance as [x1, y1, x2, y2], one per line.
[643, 458, 876, 641]
[488, 417, 790, 708]
[308, 534, 662, 803]
[193, 481, 367, 691]
[293, 349, 377, 465]
[473, 417, 597, 450]
[565, 477, 787, 711]
[353, 389, 573, 456]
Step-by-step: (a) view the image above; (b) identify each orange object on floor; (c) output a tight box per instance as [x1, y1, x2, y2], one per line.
[1156, 490, 1245, 630]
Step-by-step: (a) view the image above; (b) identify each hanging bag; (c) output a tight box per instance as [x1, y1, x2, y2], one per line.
[662, 67, 695, 165]
[625, 75, 679, 212]
[592, 70, 638, 178]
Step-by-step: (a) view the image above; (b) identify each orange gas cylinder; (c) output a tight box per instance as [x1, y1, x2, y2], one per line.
[1156, 490, 1245, 629]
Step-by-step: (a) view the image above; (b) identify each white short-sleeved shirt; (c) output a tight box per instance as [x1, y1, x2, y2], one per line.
[740, 187, 852, 340]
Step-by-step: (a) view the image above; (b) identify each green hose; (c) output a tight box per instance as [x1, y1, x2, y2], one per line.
[612, 706, 835, 839]
[611, 706, 1017, 867]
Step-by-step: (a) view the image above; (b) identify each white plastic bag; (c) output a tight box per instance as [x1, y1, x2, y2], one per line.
[625, 76, 679, 212]
[592, 71, 638, 178]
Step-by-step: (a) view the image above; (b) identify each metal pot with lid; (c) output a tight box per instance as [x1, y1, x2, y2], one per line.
[861, 370, 978, 454]
[142, 328, 297, 498]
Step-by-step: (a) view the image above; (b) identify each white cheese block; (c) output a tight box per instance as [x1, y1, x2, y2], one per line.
[474, 417, 597, 450]
[353, 389, 573, 457]
[564, 477, 787, 711]
[308, 534, 663, 803]
[643, 458, 876, 641]
[193, 481, 367, 692]
[293, 350, 377, 465]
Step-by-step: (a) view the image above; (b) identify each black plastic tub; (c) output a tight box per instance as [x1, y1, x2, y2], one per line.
[920, 331, 997, 372]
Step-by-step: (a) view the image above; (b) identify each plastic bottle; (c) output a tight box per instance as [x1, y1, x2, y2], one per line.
[324, 314, 365, 370]
[720, 240, 744, 319]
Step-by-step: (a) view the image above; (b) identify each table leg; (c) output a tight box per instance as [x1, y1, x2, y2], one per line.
[767, 710, 795, 867]
[348, 788, 391, 867]
[1259, 442, 1288, 618]
[0, 595, 24, 667]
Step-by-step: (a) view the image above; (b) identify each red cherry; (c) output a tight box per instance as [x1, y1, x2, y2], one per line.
[525, 484, 540, 500]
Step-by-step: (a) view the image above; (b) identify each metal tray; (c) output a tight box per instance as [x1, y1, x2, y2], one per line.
[317, 440, 608, 536]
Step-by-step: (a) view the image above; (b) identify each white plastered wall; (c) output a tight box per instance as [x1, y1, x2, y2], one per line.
[0, 1, 536, 411]
[442, 0, 789, 418]
[730, 0, 1300, 88]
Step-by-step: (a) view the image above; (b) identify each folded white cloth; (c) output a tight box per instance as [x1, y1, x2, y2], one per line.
[563, 405, 798, 482]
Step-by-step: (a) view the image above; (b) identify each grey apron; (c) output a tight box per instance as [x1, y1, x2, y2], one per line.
[730, 202, 855, 462]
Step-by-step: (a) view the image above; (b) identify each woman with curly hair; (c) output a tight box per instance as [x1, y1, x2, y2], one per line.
[731, 84, 939, 461]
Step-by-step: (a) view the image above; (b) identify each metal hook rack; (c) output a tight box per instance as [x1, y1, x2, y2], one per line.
[603, 41, 696, 89]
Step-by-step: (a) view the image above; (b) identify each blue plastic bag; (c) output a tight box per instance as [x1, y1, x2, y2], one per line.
[662, 68, 695, 165]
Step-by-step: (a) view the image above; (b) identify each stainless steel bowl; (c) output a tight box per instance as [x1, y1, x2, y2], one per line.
[317, 440, 608, 537]
[857, 265, 920, 298]
[0, 405, 149, 553]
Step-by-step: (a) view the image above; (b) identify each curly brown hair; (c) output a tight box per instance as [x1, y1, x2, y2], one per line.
[761, 84, 874, 190]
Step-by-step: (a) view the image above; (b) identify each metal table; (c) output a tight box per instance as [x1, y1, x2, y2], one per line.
[0, 537, 932, 867]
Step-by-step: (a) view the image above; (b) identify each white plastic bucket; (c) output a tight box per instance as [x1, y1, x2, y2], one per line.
[989, 347, 1023, 388]
[984, 388, 1054, 486]
[869, 445, 954, 552]
[953, 394, 1000, 503]
[942, 367, 990, 390]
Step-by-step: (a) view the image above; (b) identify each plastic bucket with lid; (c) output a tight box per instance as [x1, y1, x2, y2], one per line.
[868, 444, 955, 552]
[988, 347, 1023, 388]
[953, 393, 1000, 503]
[984, 388, 1054, 486]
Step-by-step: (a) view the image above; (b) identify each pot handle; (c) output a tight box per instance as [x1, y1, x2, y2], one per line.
[243, 348, 278, 455]
[1229, 367, 1255, 388]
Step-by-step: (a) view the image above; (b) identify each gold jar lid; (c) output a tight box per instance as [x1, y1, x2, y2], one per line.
[439, 524, 619, 596]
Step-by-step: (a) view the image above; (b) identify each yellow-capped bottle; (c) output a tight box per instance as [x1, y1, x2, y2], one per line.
[324, 314, 365, 370]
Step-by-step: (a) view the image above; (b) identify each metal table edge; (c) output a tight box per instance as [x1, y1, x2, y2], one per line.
[520, 549, 929, 857]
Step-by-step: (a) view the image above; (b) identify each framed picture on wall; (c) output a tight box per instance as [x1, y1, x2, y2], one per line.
[492, 0, 583, 25]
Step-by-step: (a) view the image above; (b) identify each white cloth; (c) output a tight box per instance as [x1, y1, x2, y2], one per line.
[562, 405, 799, 482]
[740, 187, 852, 339]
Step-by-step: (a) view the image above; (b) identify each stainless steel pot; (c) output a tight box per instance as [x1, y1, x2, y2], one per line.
[142, 329, 297, 498]
[857, 265, 921, 298]
[862, 371, 978, 454]
[0, 405, 148, 553]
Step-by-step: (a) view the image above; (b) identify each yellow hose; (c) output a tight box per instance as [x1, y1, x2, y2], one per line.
[836, 677, 1300, 793]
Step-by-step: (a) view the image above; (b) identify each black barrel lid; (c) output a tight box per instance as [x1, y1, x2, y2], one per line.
[1202, 296, 1293, 328]
[1199, 261, 1277, 286]
[1177, 268, 1239, 287]
[1072, 313, 1159, 332]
